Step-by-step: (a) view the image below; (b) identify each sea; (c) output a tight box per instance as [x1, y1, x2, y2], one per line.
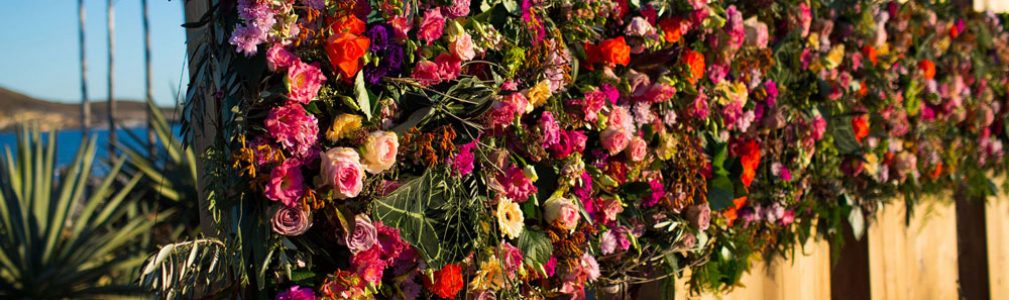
[0, 125, 184, 170]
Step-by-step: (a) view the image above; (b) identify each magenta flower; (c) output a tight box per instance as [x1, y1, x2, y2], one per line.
[265, 104, 319, 158]
[498, 166, 537, 202]
[276, 285, 317, 300]
[452, 139, 477, 176]
[264, 158, 305, 208]
[266, 44, 298, 71]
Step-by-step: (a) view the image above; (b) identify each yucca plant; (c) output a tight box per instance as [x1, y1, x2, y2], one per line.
[0, 126, 156, 298]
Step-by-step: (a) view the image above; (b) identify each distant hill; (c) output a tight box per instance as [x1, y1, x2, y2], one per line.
[0, 87, 179, 131]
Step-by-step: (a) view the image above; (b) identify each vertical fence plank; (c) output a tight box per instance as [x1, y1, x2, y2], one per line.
[956, 192, 991, 300]
[869, 198, 960, 299]
[830, 224, 871, 300]
[987, 193, 1009, 298]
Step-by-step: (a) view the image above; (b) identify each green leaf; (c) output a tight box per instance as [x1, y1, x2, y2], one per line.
[372, 171, 443, 263]
[355, 71, 372, 120]
[518, 229, 553, 267]
[708, 175, 735, 210]
[619, 182, 652, 201]
[830, 115, 861, 154]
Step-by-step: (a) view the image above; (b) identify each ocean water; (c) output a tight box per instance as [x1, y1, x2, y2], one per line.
[0, 125, 183, 169]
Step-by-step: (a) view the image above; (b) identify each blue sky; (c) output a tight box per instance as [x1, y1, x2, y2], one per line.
[0, 0, 188, 107]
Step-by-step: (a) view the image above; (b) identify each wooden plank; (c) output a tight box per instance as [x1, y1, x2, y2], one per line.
[868, 198, 960, 300]
[956, 193, 991, 300]
[986, 194, 1009, 298]
[831, 222, 871, 300]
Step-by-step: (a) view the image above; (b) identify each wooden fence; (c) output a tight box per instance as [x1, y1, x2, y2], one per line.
[645, 195, 1009, 299]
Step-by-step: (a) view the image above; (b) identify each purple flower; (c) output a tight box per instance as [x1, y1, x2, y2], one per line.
[345, 214, 378, 254]
[272, 205, 312, 236]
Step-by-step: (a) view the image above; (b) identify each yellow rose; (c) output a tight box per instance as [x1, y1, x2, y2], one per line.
[496, 198, 525, 239]
[525, 80, 552, 109]
[825, 44, 846, 70]
[326, 113, 363, 142]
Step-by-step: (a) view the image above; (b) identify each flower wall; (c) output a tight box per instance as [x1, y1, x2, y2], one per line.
[188, 0, 1009, 298]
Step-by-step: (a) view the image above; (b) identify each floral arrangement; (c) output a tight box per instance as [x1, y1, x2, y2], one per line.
[185, 0, 1009, 298]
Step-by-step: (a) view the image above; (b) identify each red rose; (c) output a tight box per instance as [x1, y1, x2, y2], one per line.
[424, 263, 463, 299]
[325, 32, 370, 79]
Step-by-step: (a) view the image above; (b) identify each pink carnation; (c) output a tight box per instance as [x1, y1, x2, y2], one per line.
[412, 60, 441, 86]
[540, 111, 561, 147]
[265, 158, 305, 207]
[287, 61, 326, 104]
[444, 0, 471, 18]
[500, 242, 524, 275]
[417, 9, 446, 45]
[499, 166, 537, 202]
[435, 53, 462, 82]
[265, 104, 319, 158]
[452, 139, 477, 176]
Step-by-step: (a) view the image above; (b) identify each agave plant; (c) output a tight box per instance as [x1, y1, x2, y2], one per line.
[0, 126, 156, 298]
[118, 98, 199, 240]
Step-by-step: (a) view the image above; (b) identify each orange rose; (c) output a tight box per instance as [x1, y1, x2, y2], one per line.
[598, 37, 631, 66]
[658, 17, 686, 44]
[330, 15, 365, 35]
[683, 49, 705, 85]
[325, 32, 370, 79]
[862, 45, 877, 66]
[918, 59, 935, 80]
[852, 114, 870, 143]
[738, 139, 761, 188]
[723, 196, 748, 226]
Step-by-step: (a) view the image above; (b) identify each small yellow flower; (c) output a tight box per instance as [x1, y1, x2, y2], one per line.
[496, 198, 525, 239]
[656, 131, 679, 161]
[863, 153, 879, 178]
[825, 44, 846, 70]
[525, 80, 552, 109]
[326, 113, 363, 142]
[471, 256, 505, 291]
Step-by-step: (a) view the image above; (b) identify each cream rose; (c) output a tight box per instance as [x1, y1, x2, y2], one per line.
[496, 198, 524, 239]
[544, 197, 580, 232]
[361, 131, 399, 174]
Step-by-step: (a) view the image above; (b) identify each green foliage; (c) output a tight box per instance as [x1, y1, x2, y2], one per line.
[0, 126, 155, 298]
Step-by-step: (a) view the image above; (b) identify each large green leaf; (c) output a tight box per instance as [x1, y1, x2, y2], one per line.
[517, 229, 553, 268]
[372, 170, 446, 263]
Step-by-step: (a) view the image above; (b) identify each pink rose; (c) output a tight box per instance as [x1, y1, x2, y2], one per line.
[569, 130, 587, 153]
[320, 147, 365, 199]
[417, 9, 446, 45]
[361, 131, 399, 174]
[540, 111, 561, 147]
[267, 43, 298, 71]
[608, 106, 634, 133]
[601, 128, 631, 155]
[265, 158, 305, 207]
[686, 203, 711, 230]
[412, 60, 441, 86]
[451, 31, 476, 61]
[272, 205, 312, 236]
[500, 242, 524, 275]
[544, 197, 580, 231]
[345, 214, 378, 254]
[627, 136, 647, 162]
[287, 61, 327, 104]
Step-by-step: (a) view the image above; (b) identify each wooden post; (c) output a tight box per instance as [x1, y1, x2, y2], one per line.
[106, 0, 116, 159]
[956, 191, 991, 300]
[830, 222, 871, 300]
[183, 0, 216, 235]
[78, 0, 89, 136]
